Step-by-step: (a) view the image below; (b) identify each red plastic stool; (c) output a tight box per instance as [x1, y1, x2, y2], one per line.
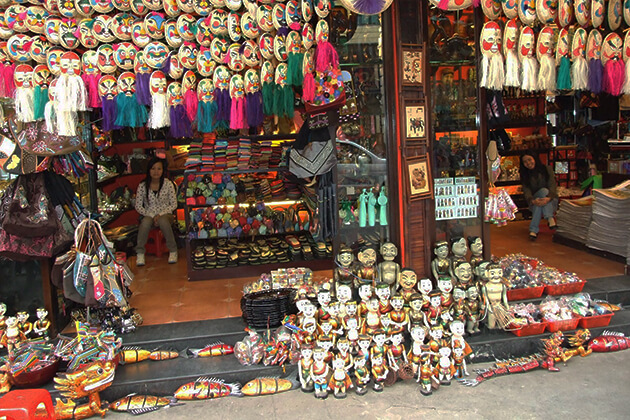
[144, 228, 167, 258]
[0, 389, 54, 419]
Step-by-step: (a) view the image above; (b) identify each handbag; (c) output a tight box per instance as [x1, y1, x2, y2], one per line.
[2, 173, 57, 237]
[0, 229, 54, 261]
[288, 138, 337, 178]
[18, 121, 83, 156]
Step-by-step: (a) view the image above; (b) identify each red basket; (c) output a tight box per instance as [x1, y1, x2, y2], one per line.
[578, 313, 614, 328]
[507, 285, 545, 301]
[545, 318, 580, 332]
[509, 322, 547, 337]
[544, 281, 586, 296]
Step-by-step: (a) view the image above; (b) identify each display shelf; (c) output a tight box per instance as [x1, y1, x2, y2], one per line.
[429, 59, 475, 66]
[494, 120, 547, 129]
[494, 180, 520, 186]
[501, 148, 552, 157]
[185, 167, 288, 175]
[435, 123, 477, 133]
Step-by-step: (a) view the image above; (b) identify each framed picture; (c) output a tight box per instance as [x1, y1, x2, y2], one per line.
[405, 104, 426, 139]
[406, 154, 433, 200]
[402, 48, 423, 86]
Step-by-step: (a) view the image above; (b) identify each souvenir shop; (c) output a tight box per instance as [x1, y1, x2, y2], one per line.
[0, 0, 629, 416]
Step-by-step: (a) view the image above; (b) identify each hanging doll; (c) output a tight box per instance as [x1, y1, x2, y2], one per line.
[197, 78, 217, 133]
[519, 26, 538, 92]
[147, 70, 170, 129]
[98, 75, 119, 131]
[571, 28, 589, 91]
[114, 71, 148, 128]
[229, 73, 247, 130]
[182, 70, 198, 124]
[261, 60, 275, 118]
[168, 81, 192, 138]
[14, 64, 35, 123]
[601, 32, 625, 96]
[479, 21, 504, 91]
[81, 51, 102, 108]
[244, 68, 263, 128]
[556, 27, 572, 91]
[587, 29, 604, 93]
[536, 26, 556, 93]
[213, 65, 232, 128]
[32, 65, 52, 121]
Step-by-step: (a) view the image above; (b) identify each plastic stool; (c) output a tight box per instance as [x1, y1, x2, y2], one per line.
[0, 389, 54, 419]
[144, 228, 167, 258]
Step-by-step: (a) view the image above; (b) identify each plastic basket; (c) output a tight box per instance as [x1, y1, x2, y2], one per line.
[507, 285, 545, 301]
[578, 313, 614, 328]
[509, 322, 547, 337]
[545, 318, 580, 332]
[544, 281, 586, 296]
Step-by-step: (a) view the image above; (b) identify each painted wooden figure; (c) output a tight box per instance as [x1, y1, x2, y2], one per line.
[353, 355, 370, 395]
[310, 347, 331, 399]
[299, 345, 315, 392]
[328, 356, 353, 399]
[377, 242, 400, 292]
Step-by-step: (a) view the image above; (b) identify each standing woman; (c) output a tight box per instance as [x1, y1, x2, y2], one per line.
[519, 152, 558, 241]
[135, 157, 178, 265]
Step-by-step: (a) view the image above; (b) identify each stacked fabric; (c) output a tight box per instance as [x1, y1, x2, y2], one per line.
[185, 138, 202, 169]
[586, 181, 630, 262]
[556, 196, 593, 244]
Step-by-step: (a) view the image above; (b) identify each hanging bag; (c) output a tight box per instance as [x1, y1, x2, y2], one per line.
[2, 173, 57, 237]
[289, 138, 337, 178]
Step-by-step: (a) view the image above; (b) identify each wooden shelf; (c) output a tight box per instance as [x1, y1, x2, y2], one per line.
[186, 167, 288, 175]
[501, 148, 552, 157]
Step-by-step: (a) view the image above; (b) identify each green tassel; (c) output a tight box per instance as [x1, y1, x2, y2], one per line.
[197, 101, 217, 133]
[282, 85, 294, 117]
[262, 82, 274, 116]
[557, 56, 572, 90]
[114, 93, 148, 127]
[33, 86, 48, 121]
[287, 53, 304, 87]
[273, 83, 284, 117]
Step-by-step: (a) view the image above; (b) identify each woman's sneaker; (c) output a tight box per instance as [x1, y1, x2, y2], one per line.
[137, 254, 145, 266]
[168, 251, 178, 264]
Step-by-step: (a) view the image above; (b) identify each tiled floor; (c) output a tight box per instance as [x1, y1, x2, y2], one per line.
[129, 221, 626, 325]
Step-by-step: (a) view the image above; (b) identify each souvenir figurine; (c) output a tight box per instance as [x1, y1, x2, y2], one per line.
[437, 276, 454, 313]
[378, 242, 400, 293]
[436, 346, 453, 385]
[355, 247, 377, 288]
[474, 260, 491, 286]
[316, 335, 334, 363]
[357, 283, 372, 317]
[362, 296, 382, 335]
[431, 241, 451, 281]
[310, 347, 330, 399]
[334, 247, 355, 295]
[418, 277, 433, 309]
[0, 303, 6, 334]
[336, 284, 352, 317]
[298, 345, 314, 392]
[316, 287, 332, 321]
[482, 263, 510, 330]
[327, 300, 343, 336]
[468, 236, 483, 270]
[417, 356, 435, 396]
[449, 237, 468, 274]
[356, 334, 371, 361]
[424, 290, 443, 328]
[353, 356, 370, 395]
[542, 331, 565, 372]
[387, 294, 408, 335]
[147, 70, 169, 129]
[387, 332, 408, 375]
[408, 325, 428, 378]
[329, 355, 353, 398]
[452, 347, 468, 379]
[299, 320, 317, 346]
[408, 294, 426, 330]
[299, 300, 317, 330]
[428, 325, 447, 367]
[449, 319, 471, 356]
[464, 285, 482, 334]
[343, 314, 361, 351]
[453, 260, 474, 291]
[17, 311, 33, 337]
[0, 317, 25, 353]
[452, 288, 467, 323]
[397, 268, 417, 304]
[375, 283, 392, 317]
[370, 352, 388, 392]
[336, 337, 353, 371]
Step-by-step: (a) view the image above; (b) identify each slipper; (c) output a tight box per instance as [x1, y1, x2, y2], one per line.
[529, 232, 537, 241]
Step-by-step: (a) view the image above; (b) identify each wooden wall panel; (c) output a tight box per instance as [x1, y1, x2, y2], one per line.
[404, 200, 428, 277]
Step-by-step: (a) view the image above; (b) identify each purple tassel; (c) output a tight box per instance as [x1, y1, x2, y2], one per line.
[169, 104, 192, 138]
[161, 54, 172, 75]
[354, 0, 387, 14]
[101, 97, 119, 131]
[136, 72, 151, 106]
[277, 27, 290, 37]
[246, 91, 263, 128]
[603, 59, 625, 96]
[214, 88, 231, 123]
[588, 59, 603, 94]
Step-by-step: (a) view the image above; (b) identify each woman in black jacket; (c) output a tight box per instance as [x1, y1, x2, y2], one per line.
[519, 153, 558, 241]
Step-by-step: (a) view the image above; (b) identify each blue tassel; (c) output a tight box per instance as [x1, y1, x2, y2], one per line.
[33, 86, 48, 121]
[557, 56, 572, 90]
[114, 93, 148, 127]
[197, 101, 217, 133]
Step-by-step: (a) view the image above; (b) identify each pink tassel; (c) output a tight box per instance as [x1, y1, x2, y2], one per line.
[3, 63, 15, 98]
[223, 54, 230, 64]
[230, 97, 247, 130]
[303, 72, 315, 102]
[183, 90, 198, 122]
[472, 0, 481, 6]
[603, 59, 626, 96]
[82, 74, 102, 108]
[0, 63, 5, 97]
[316, 41, 339, 72]
[438, 0, 450, 10]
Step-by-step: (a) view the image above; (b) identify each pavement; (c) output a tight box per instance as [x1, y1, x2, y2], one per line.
[106, 349, 630, 420]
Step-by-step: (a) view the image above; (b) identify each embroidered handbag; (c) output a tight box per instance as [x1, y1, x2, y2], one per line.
[2, 173, 57, 237]
[289, 138, 337, 178]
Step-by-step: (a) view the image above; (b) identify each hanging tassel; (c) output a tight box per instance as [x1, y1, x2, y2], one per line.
[505, 50, 520, 87]
[246, 91, 263, 128]
[472, 0, 480, 6]
[169, 104, 192, 138]
[521, 56, 539, 92]
[556, 56, 572, 91]
[44, 101, 57, 133]
[352, 0, 387, 14]
[230, 97, 247, 130]
[302, 72, 315, 102]
[101, 97, 118, 131]
[135, 72, 151, 106]
[571, 55, 589, 91]
[537, 54, 556, 92]
[437, 0, 449, 10]
[480, 54, 505, 91]
[147, 92, 170, 129]
[214, 88, 231, 124]
[114, 93, 148, 127]
[57, 109, 78, 136]
[603, 58, 626, 96]
[315, 41, 339, 73]
[56, 74, 87, 112]
[282, 85, 294, 118]
[1, 63, 15, 98]
[183, 89, 199, 122]
[588, 59, 604, 94]
[33, 86, 48, 121]
[273, 83, 283, 117]
[262, 82, 274, 116]
[287, 52, 305, 87]
[623, 61, 630, 94]
[14, 86, 35, 122]
[197, 100, 217, 133]
[81, 74, 102, 108]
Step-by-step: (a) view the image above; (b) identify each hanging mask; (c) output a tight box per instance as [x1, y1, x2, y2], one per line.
[481, 0, 501, 20]
[75, 0, 94, 16]
[257, 5, 273, 32]
[44, 16, 62, 44]
[197, 47, 215, 76]
[286, 0, 301, 29]
[556, 27, 570, 63]
[260, 60, 274, 84]
[145, 11, 165, 39]
[131, 19, 150, 48]
[168, 53, 183, 78]
[518, 0, 537, 26]
[176, 0, 194, 13]
[302, 23, 314, 50]
[193, 0, 212, 16]
[48, 78, 58, 101]
[226, 0, 241, 11]
[14, 64, 33, 89]
[164, 0, 180, 16]
[112, 13, 134, 40]
[259, 32, 274, 60]
[0, 13, 13, 40]
[165, 19, 183, 48]
[608, 0, 622, 31]
[241, 12, 259, 40]
[536, 0, 556, 23]
[60, 51, 81, 76]
[572, 27, 587, 60]
[97, 44, 117, 73]
[287, 31, 301, 54]
[113, 0, 131, 11]
[7, 34, 32, 62]
[586, 29, 602, 61]
[176, 13, 196, 41]
[78, 19, 98, 48]
[226, 43, 243, 71]
[93, 15, 116, 43]
[241, 39, 260, 67]
[601, 32, 622, 65]
[33, 64, 52, 88]
[558, 0, 573, 27]
[98, 74, 118, 100]
[46, 46, 64, 75]
[302, 48, 314, 74]
[114, 42, 138, 70]
[227, 12, 241, 42]
[183, 70, 196, 95]
[134, 49, 151, 73]
[623, 30, 630, 62]
[197, 78, 214, 102]
[26, 7, 50, 34]
[130, 0, 148, 15]
[536, 25, 554, 61]
[44, 0, 60, 13]
[229, 73, 244, 99]
[149, 70, 167, 94]
[6, 6, 28, 33]
[29, 35, 51, 63]
[592, 0, 604, 28]
[210, 37, 229, 63]
[58, 18, 80, 49]
[56, 0, 77, 18]
[82, 50, 99, 75]
[144, 41, 169, 68]
[178, 41, 198, 70]
[210, 9, 228, 36]
[502, 18, 519, 57]
[213, 65, 230, 90]
[196, 17, 213, 46]
[502, 0, 518, 19]
[117, 71, 135, 96]
[167, 81, 183, 105]
[275, 62, 288, 87]
[0, 42, 8, 66]
[314, 0, 330, 18]
[574, 0, 589, 26]
[244, 68, 260, 94]
[143, 0, 162, 11]
[315, 19, 329, 44]
[272, 3, 287, 30]
[274, 34, 288, 62]
[210, 0, 225, 7]
[91, 0, 114, 13]
[518, 26, 535, 60]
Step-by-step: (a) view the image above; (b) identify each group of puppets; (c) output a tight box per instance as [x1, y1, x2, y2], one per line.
[474, 0, 630, 96]
[292, 237, 506, 398]
[0, 0, 351, 139]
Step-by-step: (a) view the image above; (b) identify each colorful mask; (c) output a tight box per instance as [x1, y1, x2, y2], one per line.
[197, 47, 215, 76]
[302, 23, 314, 49]
[182, 69, 196, 89]
[197, 77, 214, 102]
[97, 44, 117, 73]
[592, 0, 604, 28]
[46, 46, 64, 75]
[112, 13, 134, 40]
[272, 3, 287, 30]
[536, 25, 554, 61]
[178, 41, 198, 69]
[145, 11, 165, 39]
[142, 0, 162, 10]
[287, 31, 302, 54]
[149, 69, 167, 94]
[165, 19, 183, 48]
[78, 19, 99, 48]
[33, 64, 52, 88]
[195, 17, 213, 46]
[176, 0, 194, 13]
[114, 42, 138, 69]
[58, 18, 80, 49]
[7, 34, 32, 62]
[624, 30, 630, 62]
[48, 78, 58, 101]
[98, 74, 118, 99]
[257, 5, 273, 32]
[518, 0, 537, 26]
[314, 0, 330, 18]
[227, 12, 241, 42]
[130, 0, 148, 15]
[14, 64, 33, 88]
[176, 13, 195, 40]
[143, 41, 169, 68]
[0, 13, 12, 40]
[572, 27, 587, 60]
[503, 18, 519, 57]
[536, 0, 556, 23]
[91, 0, 114, 13]
[303, 48, 314, 74]
[213, 65, 230, 90]
[134, 49, 151, 73]
[225, 0, 241, 11]
[558, 0, 573, 27]
[286, 0, 301, 29]
[210, 0, 225, 6]
[44, 0, 60, 13]
[210, 36, 228, 63]
[193, 0, 211, 15]
[518, 26, 535, 60]
[168, 53, 183, 78]
[556, 27, 570, 62]
[163, 0, 180, 17]
[26, 7, 50, 34]
[60, 51, 81, 76]
[261, 60, 274, 84]
[315, 19, 329, 44]
[229, 73, 244, 99]
[56, 0, 77, 18]
[44, 16, 62, 44]
[29, 35, 50, 63]
[302, 0, 313, 22]
[93, 15, 116, 43]
[274, 34, 288, 62]
[131, 18, 150, 48]
[574, 0, 589, 26]
[608, 0, 622, 31]
[601, 32, 622, 65]
[481, 0, 501, 20]
[241, 39, 260, 67]
[226, 43, 243, 71]
[166, 81, 182, 105]
[112, 0, 131, 11]
[82, 50, 99, 75]
[587, 29, 602, 60]
[75, 0, 94, 16]
[480, 20, 501, 58]
[259, 32, 274, 60]
[240, 13, 258, 40]
[244, 68, 260, 94]
[210, 9, 228, 36]
[6, 6, 28, 33]
[275, 62, 288, 86]
[117, 71, 135, 96]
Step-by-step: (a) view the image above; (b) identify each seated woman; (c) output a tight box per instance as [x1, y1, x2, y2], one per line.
[519, 153, 558, 241]
[135, 157, 178, 265]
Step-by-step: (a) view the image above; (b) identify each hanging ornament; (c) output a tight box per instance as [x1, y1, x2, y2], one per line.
[112, 0, 131, 12]
[587, 29, 603, 93]
[134, 50, 152, 106]
[302, 0, 314, 22]
[213, 65, 231, 127]
[98, 74, 119, 131]
[285, 0, 301, 30]
[430, 0, 472, 13]
[261, 60, 275, 116]
[519, 26, 538, 92]
[273, 3, 287, 32]
[82, 50, 101, 108]
[225, 0, 242, 12]
[622, 31, 630, 94]
[197, 78, 217, 133]
[556, 27, 572, 91]
[0, 15, 13, 41]
[314, 19, 337, 73]
[195, 17, 212, 47]
[274, 62, 293, 118]
[481, 0, 501, 20]
[147, 70, 169, 129]
[241, 39, 261, 69]
[259, 32, 274, 60]
[244, 68, 262, 128]
[33, 64, 52, 120]
[193, 0, 212, 16]
[286, 31, 304, 87]
[114, 71, 148, 127]
[601, 32, 624, 96]
[210, 8, 228, 36]
[257, 4, 273, 33]
[168, 81, 192, 138]
[57, 51, 87, 135]
[0, 42, 13, 98]
[58, 18, 80, 49]
[314, 0, 330, 18]
[571, 27, 588, 91]
[14, 64, 35, 123]
[182, 70, 198, 123]
[130, 0, 148, 16]
[229, 73, 246, 130]
[503, 19, 520, 88]
[479, 21, 504, 91]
